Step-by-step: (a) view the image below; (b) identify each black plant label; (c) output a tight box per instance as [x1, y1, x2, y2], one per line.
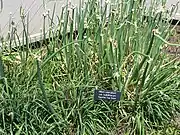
[94, 90, 121, 101]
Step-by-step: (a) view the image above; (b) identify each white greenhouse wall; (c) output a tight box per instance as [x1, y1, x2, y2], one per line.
[0, 0, 80, 43]
[0, 0, 180, 46]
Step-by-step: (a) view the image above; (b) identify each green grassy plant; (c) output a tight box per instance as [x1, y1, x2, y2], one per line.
[0, 0, 180, 134]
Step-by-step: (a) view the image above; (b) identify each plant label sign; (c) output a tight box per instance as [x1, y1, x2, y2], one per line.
[94, 90, 121, 101]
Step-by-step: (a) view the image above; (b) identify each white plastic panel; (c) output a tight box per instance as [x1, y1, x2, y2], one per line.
[145, 0, 180, 19]
[0, 0, 80, 40]
[0, 0, 180, 43]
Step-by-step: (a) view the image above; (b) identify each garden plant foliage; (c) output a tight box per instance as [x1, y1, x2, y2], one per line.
[0, 0, 180, 134]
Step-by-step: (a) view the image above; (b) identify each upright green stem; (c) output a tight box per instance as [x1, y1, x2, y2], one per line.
[0, 55, 4, 83]
[36, 60, 58, 119]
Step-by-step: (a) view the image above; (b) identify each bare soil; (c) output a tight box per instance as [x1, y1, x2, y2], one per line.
[163, 25, 180, 56]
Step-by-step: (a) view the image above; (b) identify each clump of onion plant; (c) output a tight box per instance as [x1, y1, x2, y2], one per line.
[0, 0, 180, 134]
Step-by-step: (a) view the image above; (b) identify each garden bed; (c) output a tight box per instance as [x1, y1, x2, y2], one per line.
[0, 0, 180, 134]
